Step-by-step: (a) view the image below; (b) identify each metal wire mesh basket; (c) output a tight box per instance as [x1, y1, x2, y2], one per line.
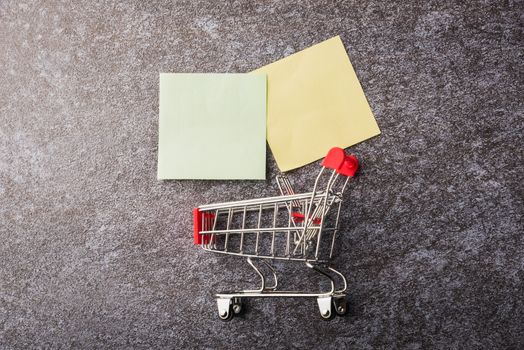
[194, 147, 359, 320]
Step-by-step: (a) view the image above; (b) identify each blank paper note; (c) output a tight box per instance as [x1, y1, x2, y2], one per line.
[252, 35, 381, 172]
[157, 73, 266, 180]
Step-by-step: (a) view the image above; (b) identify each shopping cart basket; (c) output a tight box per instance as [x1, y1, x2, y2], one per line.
[193, 147, 359, 320]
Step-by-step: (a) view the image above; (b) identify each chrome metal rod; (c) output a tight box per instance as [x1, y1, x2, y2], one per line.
[199, 191, 325, 211]
[306, 262, 335, 295]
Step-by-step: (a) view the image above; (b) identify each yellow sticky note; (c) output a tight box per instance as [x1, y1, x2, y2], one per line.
[253, 35, 380, 172]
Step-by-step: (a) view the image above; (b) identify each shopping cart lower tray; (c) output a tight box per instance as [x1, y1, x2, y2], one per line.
[193, 147, 359, 320]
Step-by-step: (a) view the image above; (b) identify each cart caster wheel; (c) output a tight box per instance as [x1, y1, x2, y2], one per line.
[333, 296, 348, 316]
[218, 306, 233, 322]
[317, 296, 334, 320]
[232, 303, 242, 314]
[320, 308, 334, 320]
[232, 299, 243, 315]
[217, 298, 234, 322]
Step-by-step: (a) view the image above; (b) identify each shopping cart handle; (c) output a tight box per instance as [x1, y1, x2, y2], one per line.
[322, 147, 346, 170]
[321, 147, 359, 177]
[337, 155, 358, 177]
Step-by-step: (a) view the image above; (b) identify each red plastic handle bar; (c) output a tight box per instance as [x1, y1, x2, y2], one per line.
[322, 147, 346, 169]
[338, 154, 358, 177]
[321, 147, 359, 177]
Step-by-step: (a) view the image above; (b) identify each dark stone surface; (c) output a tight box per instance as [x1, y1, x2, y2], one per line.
[0, 0, 522, 349]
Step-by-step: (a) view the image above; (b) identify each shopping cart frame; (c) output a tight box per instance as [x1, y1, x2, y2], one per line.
[194, 147, 359, 320]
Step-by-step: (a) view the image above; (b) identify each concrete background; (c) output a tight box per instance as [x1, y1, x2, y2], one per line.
[1, 0, 522, 349]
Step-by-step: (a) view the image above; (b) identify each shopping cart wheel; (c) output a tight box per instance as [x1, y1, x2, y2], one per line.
[217, 298, 234, 322]
[317, 296, 334, 320]
[232, 297, 243, 315]
[218, 308, 233, 321]
[333, 296, 348, 316]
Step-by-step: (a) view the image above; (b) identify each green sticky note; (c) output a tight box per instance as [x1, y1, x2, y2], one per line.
[158, 73, 266, 180]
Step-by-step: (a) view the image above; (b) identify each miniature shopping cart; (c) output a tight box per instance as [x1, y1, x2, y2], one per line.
[193, 147, 359, 320]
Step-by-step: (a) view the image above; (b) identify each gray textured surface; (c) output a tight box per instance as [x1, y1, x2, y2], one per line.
[1, 0, 523, 349]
